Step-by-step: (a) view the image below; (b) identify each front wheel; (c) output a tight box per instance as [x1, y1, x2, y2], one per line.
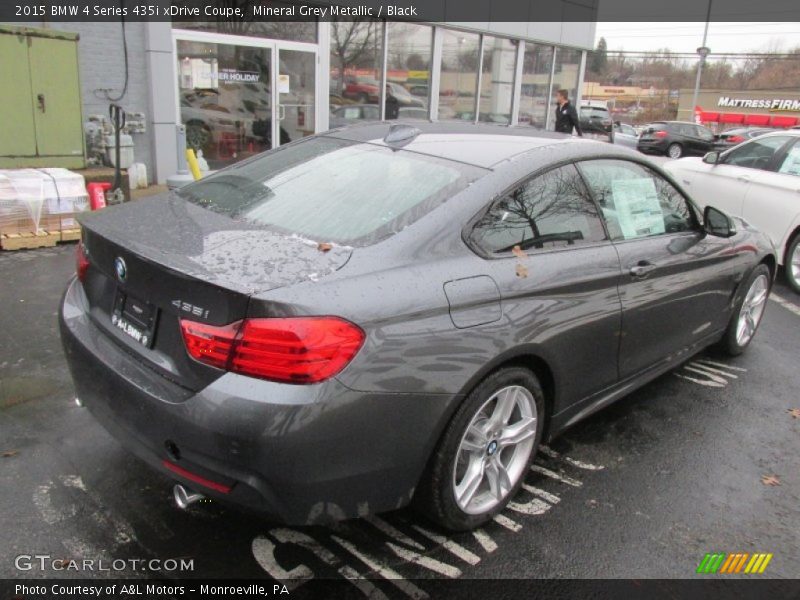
[720, 264, 771, 355]
[667, 143, 683, 159]
[785, 233, 800, 294]
[416, 367, 544, 531]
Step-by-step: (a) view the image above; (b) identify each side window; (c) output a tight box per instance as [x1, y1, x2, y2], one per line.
[695, 126, 714, 141]
[723, 136, 790, 170]
[777, 141, 800, 176]
[470, 164, 607, 254]
[577, 159, 697, 241]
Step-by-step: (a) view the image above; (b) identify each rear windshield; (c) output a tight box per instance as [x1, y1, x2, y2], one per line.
[177, 137, 484, 246]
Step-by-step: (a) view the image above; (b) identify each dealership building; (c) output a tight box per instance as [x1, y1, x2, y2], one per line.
[678, 89, 800, 131]
[1, 10, 595, 184]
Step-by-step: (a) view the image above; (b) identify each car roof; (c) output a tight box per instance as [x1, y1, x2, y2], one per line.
[321, 121, 582, 168]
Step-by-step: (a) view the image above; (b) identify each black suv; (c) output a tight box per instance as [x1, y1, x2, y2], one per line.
[637, 121, 715, 158]
[579, 105, 614, 142]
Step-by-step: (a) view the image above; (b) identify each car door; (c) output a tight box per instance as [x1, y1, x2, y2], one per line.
[577, 159, 737, 379]
[467, 163, 622, 412]
[740, 137, 800, 254]
[669, 135, 795, 217]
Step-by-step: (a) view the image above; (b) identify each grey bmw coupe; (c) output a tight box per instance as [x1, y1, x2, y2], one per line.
[60, 122, 775, 531]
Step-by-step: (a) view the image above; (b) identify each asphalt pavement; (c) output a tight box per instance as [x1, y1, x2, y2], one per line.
[1, 243, 798, 589]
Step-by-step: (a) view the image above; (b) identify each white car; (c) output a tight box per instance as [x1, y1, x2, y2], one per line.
[663, 131, 800, 293]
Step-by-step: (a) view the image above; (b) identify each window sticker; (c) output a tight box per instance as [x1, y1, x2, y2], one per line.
[611, 178, 665, 238]
[778, 146, 800, 176]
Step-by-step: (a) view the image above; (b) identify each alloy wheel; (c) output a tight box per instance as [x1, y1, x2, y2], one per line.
[790, 242, 800, 288]
[453, 385, 537, 515]
[668, 143, 683, 159]
[736, 274, 769, 346]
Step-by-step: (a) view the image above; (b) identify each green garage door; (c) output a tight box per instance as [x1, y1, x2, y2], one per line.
[0, 26, 85, 169]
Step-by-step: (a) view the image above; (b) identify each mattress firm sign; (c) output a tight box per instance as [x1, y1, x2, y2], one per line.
[718, 97, 800, 112]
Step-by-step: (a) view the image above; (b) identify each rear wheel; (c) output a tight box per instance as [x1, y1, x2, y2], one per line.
[667, 143, 683, 159]
[720, 264, 771, 355]
[416, 367, 544, 531]
[785, 233, 800, 294]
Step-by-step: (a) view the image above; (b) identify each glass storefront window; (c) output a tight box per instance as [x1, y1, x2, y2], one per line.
[176, 39, 271, 169]
[519, 43, 554, 129]
[548, 47, 583, 130]
[329, 20, 384, 126]
[385, 22, 432, 120]
[438, 30, 480, 122]
[478, 36, 517, 125]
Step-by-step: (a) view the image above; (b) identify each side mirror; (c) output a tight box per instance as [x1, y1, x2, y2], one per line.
[704, 205, 737, 238]
[703, 151, 720, 165]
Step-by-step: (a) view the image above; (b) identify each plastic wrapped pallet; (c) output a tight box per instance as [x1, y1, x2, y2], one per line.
[0, 168, 89, 238]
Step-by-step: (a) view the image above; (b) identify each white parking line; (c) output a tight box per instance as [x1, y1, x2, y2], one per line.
[411, 525, 481, 565]
[364, 516, 425, 550]
[331, 535, 428, 600]
[770, 293, 800, 317]
[492, 513, 522, 531]
[471, 528, 498, 553]
[522, 484, 561, 504]
[530, 464, 583, 487]
[539, 446, 605, 471]
[386, 542, 462, 578]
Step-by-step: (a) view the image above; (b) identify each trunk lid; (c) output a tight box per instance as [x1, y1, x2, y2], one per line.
[78, 193, 352, 391]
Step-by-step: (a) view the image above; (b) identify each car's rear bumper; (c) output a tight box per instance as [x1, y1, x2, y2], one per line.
[59, 278, 454, 524]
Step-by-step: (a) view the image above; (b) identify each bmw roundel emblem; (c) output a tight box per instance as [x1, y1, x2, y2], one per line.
[114, 257, 127, 282]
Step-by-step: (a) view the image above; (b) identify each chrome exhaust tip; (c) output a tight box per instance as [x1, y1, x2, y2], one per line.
[173, 484, 205, 509]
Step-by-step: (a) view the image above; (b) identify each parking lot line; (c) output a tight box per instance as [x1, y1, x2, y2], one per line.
[770, 293, 800, 317]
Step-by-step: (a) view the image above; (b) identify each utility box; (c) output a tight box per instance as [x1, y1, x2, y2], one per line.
[0, 26, 86, 169]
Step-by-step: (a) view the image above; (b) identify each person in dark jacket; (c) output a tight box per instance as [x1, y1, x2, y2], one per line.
[385, 85, 400, 120]
[554, 89, 582, 136]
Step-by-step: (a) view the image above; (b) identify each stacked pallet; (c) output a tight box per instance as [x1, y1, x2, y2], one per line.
[0, 169, 88, 250]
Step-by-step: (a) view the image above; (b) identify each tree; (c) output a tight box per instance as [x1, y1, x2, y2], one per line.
[589, 37, 608, 76]
[330, 20, 380, 95]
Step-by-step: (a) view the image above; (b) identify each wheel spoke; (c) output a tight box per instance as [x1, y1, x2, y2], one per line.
[498, 417, 536, 447]
[460, 424, 488, 454]
[456, 459, 485, 508]
[485, 460, 511, 500]
[490, 388, 517, 428]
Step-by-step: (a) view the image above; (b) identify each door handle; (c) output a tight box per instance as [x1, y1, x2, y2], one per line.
[629, 261, 657, 279]
[37, 93, 45, 113]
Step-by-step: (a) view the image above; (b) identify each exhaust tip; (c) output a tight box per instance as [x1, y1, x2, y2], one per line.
[173, 484, 205, 510]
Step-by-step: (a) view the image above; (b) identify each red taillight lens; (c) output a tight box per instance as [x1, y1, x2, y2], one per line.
[727, 135, 745, 143]
[180, 319, 241, 370]
[654, 130, 668, 138]
[76, 241, 90, 282]
[180, 317, 364, 384]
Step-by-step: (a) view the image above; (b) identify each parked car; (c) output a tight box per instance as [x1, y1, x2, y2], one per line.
[664, 130, 800, 292]
[329, 104, 381, 128]
[398, 107, 429, 120]
[712, 127, 776, 151]
[612, 121, 639, 148]
[579, 105, 614, 142]
[343, 79, 425, 108]
[637, 121, 716, 158]
[61, 123, 775, 531]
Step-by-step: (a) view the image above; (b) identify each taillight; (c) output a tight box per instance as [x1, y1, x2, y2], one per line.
[727, 135, 745, 143]
[76, 241, 90, 282]
[654, 130, 668, 138]
[180, 317, 365, 384]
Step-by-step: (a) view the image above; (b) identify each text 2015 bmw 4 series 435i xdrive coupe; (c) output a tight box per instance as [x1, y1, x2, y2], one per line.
[60, 123, 776, 531]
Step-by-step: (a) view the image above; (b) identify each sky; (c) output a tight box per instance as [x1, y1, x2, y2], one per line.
[594, 22, 800, 54]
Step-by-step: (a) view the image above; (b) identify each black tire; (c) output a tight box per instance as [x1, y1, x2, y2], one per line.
[667, 143, 683, 159]
[785, 233, 800, 294]
[719, 264, 772, 356]
[415, 367, 545, 531]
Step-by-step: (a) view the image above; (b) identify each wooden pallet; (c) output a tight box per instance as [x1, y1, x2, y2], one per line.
[1, 227, 81, 250]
